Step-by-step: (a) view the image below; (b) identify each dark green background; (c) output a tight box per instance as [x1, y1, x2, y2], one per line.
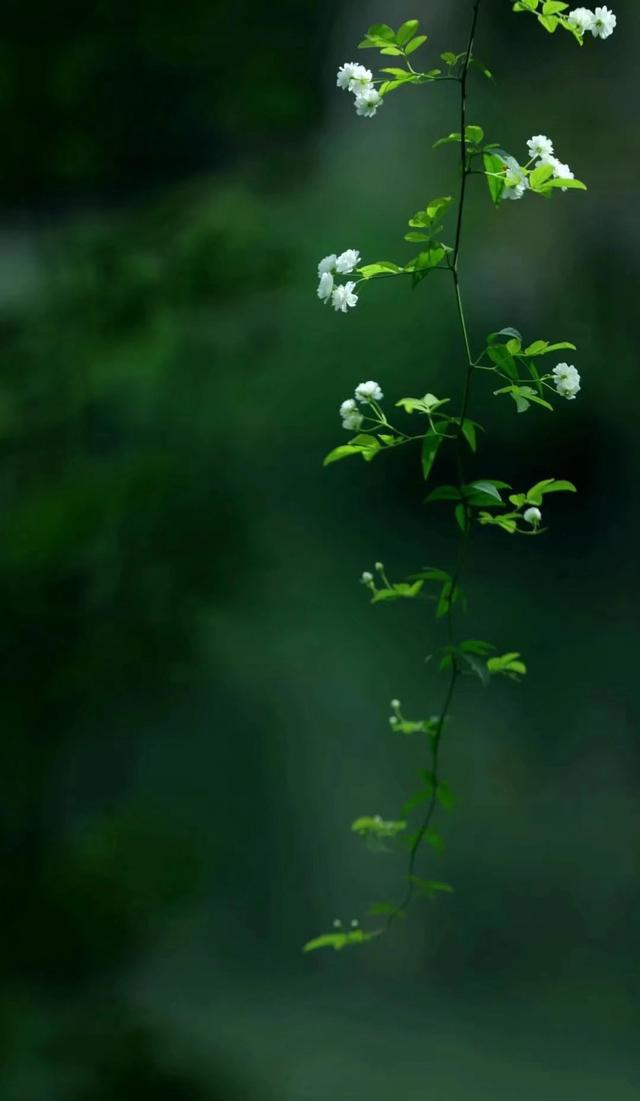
[2, 1, 638, 1097]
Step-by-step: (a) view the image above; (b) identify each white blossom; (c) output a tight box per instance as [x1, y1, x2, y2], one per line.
[331, 281, 359, 314]
[361, 571, 374, 584]
[524, 507, 542, 526]
[355, 86, 383, 119]
[317, 254, 337, 276]
[336, 62, 372, 91]
[335, 249, 361, 274]
[355, 380, 383, 403]
[591, 6, 616, 37]
[568, 7, 595, 31]
[527, 134, 554, 160]
[317, 271, 333, 303]
[502, 155, 529, 201]
[538, 153, 575, 190]
[552, 362, 581, 399]
[340, 396, 363, 431]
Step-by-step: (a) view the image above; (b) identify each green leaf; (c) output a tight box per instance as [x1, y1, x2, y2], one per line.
[404, 231, 430, 242]
[487, 344, 517, 377]
[421, 430, 443, 482]
[358, 261, 403, 278]
[404, 35, 428, 54]
[470, 57, 493, 79]
[396, 19, 420, 45]
[351, 815, 407, 837]
[487, 652, 527, 679]
[526, 478, 577, 504]
[409, 567, 451, 583]
[425, 485, 461, 503]
[529, 164, 555, 190]
[405, 246, 446, 273]
[488, 327, 522, 344]
[466, 480, 503, 504]
[369, 900, 405, 918]
[465, 124, 484, 144]
[410, 875, 454, 898]
[426, 195, 453, 219]
[371, 580, 424, 604]
[396, 393, 449, 415]
[323, 433, 381, 467]
[440, 51, 458, 65]
[461, 639, 496, 655]
[540, 177, 587, 191]
[483, 152, 506, 205]
[433, 132, 462, 149]
[303, 928, 381, 953]
[366, 23, 395, 40]
[543, 0, 568, 12]
[461, 419, 477, 452]
[537, 13, 559, 30]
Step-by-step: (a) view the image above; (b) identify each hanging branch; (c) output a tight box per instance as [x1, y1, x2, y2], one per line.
[305, 2, 617, 953]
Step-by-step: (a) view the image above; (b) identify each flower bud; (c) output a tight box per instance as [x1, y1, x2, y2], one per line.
[524, 506, 542, 526]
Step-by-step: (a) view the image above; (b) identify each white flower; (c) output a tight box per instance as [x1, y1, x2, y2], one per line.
[552, 362, 581, 399]
[591, 6, 616, 37]
[502, 155, 529, 201]
[524, 507, 542, 526]
[552, 159, 574, 181]
[361, 571, 374, 584]
[342, 410, 364, 431]
[336, 62, 372, 91]
[354, 85, 383, 119]
[335, 249, 361, 275]
[538, 153, 575, 190]
[317, 254, 337, 276]
[527, 134, 554, 160]
[340, 396, 363, 432]
[317, 271, 333, 303]
[567, 7, 595, 31]
[331, 281, 358, 313]
[355, 380, 383, 403]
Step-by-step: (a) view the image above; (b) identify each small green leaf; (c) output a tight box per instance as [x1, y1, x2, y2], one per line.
[421, 430, 443, 482]
[433, 132, 462, 149]
[465, 124, 484, 144]
[396, 19, 420, 45]
[358, 261, 403, 278]
[425, 485, 461, 503]
[483, 152, 507, 205]
[404, 35, 428, 54]
[410, 875, 454, 898]
[303, 928, 381, 953]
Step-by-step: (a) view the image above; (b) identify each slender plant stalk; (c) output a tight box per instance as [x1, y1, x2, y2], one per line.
[390, 0, 482, 922]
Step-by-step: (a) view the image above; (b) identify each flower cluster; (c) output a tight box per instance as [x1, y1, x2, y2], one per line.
[340, 381, 384, 430]
[336, 62, 384, 118]
[552, 362, 581, 399]
[503, 135, 575, 200]
[568, 6, 616, 37]
[317, 250, 361, 313]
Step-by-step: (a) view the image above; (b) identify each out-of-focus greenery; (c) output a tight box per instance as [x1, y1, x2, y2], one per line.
[1, 1, 639, 1098]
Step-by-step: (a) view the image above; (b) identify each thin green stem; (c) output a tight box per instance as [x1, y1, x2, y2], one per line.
[388, 0, 482, 928]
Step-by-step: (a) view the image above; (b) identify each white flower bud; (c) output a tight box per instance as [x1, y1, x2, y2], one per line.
[361, 571, 374, 584]
[524, 507, 542, 526]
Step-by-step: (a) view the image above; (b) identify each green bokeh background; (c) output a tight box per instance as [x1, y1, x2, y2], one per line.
[2, 1, 639, 1097]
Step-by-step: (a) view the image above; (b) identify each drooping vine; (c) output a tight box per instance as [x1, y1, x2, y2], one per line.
[304, 2, 617, 953]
